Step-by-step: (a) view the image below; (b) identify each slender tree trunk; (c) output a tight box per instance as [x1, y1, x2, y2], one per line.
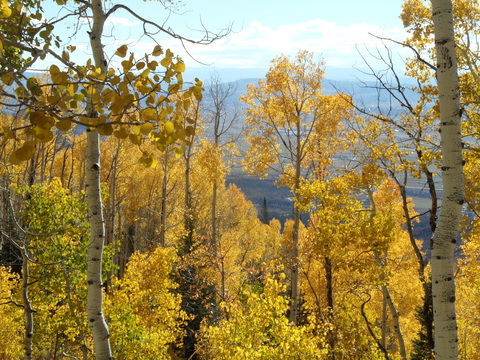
[289, 122, 302, 325]
[85, 2, 112, 356]
[397, 178, 435, 352]
[430, 1, 463, 359]
[211, 181, 218, 253]
[325, 256, 336, 359]
[183, 140, 195, 254]
[290, 206, 300, 324]
[381, 289, 387, 350]
[211, 132, 220, 254]
[159, 149, 169, 247]
[325, 256, 334, 312]
[85, 129, 111, 359]
[367, 189, 407, 359]
[382, 285, 407, 359]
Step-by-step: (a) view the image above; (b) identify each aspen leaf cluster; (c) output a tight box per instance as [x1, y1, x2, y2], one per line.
[1, 44, 203, 168]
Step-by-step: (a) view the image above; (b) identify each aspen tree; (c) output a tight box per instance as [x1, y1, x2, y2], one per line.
[430, 0, 464, 358]
[0, 1, 222, 357]
[241, 50, 351, 324]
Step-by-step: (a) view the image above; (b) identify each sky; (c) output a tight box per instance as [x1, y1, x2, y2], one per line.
[43, 0, 412, 81]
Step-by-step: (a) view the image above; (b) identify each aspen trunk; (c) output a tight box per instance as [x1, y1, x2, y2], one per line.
[85, 129, 111, 359]
[86, 0, 112, 358]
[430, 0, 463, 359]
[382, 285, 407, 359]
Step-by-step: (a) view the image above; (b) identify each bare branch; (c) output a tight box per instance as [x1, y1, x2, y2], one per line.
[105, 4, 232, 46]
[368, 33, 436, 72]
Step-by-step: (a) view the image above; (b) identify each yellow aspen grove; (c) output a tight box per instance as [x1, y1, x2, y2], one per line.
[0, 0, 215, 357]
[105, 247, 187, 359]
[197, 265, 328, 359]
[241, 50, 352, 324]
[430, 0, 464, 358]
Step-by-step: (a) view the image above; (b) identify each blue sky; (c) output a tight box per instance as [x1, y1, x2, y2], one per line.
[42, 0, 412, 80]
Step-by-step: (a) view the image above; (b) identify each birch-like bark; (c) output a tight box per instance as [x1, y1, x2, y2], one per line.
[85, 129, 111, 359]
[85, 0, 112, 358]
[382, 285, 407, 359]
[430, 0, 463, 358]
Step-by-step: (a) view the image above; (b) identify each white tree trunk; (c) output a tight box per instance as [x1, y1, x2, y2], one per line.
[430, 0, 463, 359]
[86, 0, 111, 358]
[85, 129, 111, 359]
[382, 285, 407, 360]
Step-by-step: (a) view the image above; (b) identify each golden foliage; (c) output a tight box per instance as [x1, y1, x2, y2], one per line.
[198, 265, 328, 359]
[106, 247, 188, 359]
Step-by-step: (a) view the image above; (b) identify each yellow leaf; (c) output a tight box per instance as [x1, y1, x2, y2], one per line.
[140, 122, 154, 135]
[152, 45, 163, 56]
[129, 133, 141, 145]
[160, 57, 172, 68]
[98, 124, 113, 136]
[55, 119, 71, 131]
[110, 75, 120, 86]
[141, 108, 157, 120]
[115, 44, 128, 58]
[139, 154, 157, 168]
[1, 73, 14, 86]
[9, 152, 22, 165]
[148, 61, 158, 71]
[121, 60, 133, 72]
[49, 64, 60, 75]
[113, 127, 129, 139]
[0, 3, 12, 18]
[164, 121, 174, 134]
[14, 143, 36, 161]
[33, 128, 54, 143]
[124, 72, 135, 83]
[175, 61, 186, 73]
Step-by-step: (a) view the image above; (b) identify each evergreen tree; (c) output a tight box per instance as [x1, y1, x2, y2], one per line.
[411, 282, 434, 360]
[261, 197, 269, 224]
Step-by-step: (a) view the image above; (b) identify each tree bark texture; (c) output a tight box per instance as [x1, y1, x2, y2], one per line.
[86, 0, 112, 358]
[430, 0, 464, 358]
[85, 130, 111, 359]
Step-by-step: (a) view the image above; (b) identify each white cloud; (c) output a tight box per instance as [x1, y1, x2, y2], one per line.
[53, 18, 411, 80]
[166, 19, 411, 70]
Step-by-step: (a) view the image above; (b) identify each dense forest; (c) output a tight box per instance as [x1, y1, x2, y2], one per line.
[0, 0, 479, 359]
